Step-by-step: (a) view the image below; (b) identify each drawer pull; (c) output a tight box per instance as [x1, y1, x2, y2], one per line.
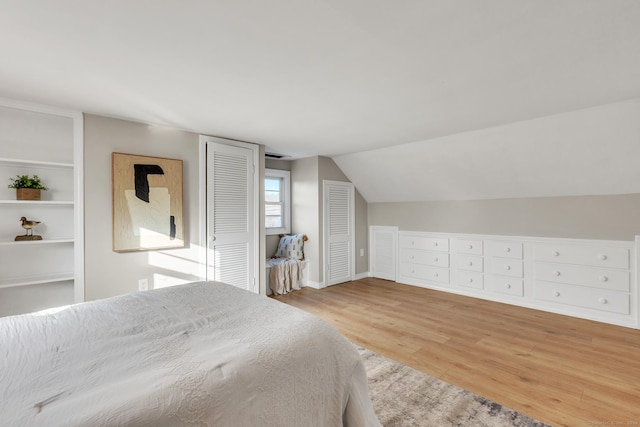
[411, 269, 415, 274]
[434, 257, 439, 262]
[553, 271, 560, 277]
[410, 255, 415, 259]
[553, 291, 560, 297]
[552, 251, 560, 257]
[505, 283, 511, 289]
[598, 254, 607, 261]
[504, 247, 511, 253]
[599, 298, 608, 305]
[467, 261, 473, 266]
[411, 240, 415, 245]
[433, 242, 438, 247]
[468, 278, 473, 283]
[599, 275, 608, 282]
[504, 265, 511, 271]
[434, 272, 439, 278]
[467, 244, 473, 249]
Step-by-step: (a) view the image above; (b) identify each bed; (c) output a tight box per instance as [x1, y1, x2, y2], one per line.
[0, 281, 381, 426]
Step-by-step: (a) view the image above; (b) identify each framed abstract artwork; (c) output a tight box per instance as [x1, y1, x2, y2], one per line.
[112, 152, 184, 252]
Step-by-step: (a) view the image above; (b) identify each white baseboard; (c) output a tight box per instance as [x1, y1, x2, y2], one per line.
[303, 274, 369, 289]
[302, 280, 325, 289]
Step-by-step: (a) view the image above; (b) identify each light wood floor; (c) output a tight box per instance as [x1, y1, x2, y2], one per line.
[273, 278, 640, 427]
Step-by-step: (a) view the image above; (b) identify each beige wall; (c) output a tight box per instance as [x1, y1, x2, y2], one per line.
[83, 114, 202, 301]
[289, 156, 369, 285]
[268, 156, 369, 284]
[318, 156, 369, 277]
[368, 194, 640, 241]
[291, 157, 320, 283]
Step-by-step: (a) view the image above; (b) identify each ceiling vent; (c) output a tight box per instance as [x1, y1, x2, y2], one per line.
[265, 152, 289, 159]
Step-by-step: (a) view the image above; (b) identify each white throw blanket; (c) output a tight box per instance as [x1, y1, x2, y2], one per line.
[0, 281, 381, 427]
[267, 257, 303, 295]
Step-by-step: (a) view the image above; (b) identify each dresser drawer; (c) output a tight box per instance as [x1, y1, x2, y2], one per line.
[400, 249, 449, 267]
[400, 263, 450, 284]
[535, 281, 630, 315]
[451, 238, 483, 256]
[486, 275, 524, 297]
[534, 244, 629, 269]
[490, 258, 523, 278]
[485, 240, 523, 259]
[534, 263, 630, 292]
[453, 270, 483, 289]
[452, 254, 483, 272]
[399, 235, 449, 252]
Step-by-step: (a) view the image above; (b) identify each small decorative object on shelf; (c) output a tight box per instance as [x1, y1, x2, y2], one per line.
[8, 174, 49, 201]
[15, 216, 43, 241]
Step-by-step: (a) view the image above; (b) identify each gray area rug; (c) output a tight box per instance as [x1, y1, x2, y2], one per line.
[359, 347, 550, 427]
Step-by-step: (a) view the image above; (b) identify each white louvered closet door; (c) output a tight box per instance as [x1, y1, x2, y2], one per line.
[369, 226, 398, 281]
[324, 180, 355, 286]
[206, 141, 256, 292]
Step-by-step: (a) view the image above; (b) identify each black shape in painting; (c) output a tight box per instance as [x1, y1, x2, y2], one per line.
[134, 164, 164, 202]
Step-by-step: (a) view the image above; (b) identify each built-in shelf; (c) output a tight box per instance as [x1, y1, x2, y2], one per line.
[0, 273, 75, 289]
[0, 239, 74, 246]
[0, 157, 73, 169]
[0, 98, 83, 311]
[0, 200, 74, 205]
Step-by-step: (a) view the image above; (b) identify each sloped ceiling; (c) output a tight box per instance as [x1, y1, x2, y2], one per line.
[333, 99, 640, 203]
[0, 1, 638, 159]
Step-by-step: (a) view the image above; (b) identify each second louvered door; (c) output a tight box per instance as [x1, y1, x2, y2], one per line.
[323, 180, 355, 287]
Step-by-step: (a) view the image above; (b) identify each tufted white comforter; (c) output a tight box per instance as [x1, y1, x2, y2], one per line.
[0, 281, 381, 426]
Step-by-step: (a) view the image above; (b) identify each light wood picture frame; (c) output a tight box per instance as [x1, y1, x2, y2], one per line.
[112, 152, 184, 252]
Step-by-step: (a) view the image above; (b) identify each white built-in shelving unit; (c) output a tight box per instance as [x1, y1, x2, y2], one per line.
[0, 98, 83, 312]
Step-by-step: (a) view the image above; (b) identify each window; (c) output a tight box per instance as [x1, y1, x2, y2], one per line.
[265, 168, 290, 235]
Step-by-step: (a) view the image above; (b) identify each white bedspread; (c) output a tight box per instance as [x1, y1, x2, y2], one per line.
[0, 281, 381, 426]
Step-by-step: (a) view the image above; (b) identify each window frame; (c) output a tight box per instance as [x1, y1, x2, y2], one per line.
[264, 168, 291, 236]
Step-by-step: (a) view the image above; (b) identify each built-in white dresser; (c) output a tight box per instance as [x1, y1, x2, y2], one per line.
[450, 238, 483, 291]
[398, 234, 450, 287]
[395, 231, 637, 329]
[533, 243, 631, 317]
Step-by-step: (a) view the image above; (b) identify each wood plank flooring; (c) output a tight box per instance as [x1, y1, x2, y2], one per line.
[273, 278, 640, 427]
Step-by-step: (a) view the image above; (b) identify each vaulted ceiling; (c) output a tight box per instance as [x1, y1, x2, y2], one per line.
[1, 1, 638, 157]
[1, 1, 639, 201]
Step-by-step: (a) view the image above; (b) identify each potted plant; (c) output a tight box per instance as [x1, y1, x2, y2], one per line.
[8, 174, 49, 200]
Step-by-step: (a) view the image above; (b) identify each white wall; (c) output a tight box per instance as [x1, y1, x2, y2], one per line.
[84, 114, 202, 301]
